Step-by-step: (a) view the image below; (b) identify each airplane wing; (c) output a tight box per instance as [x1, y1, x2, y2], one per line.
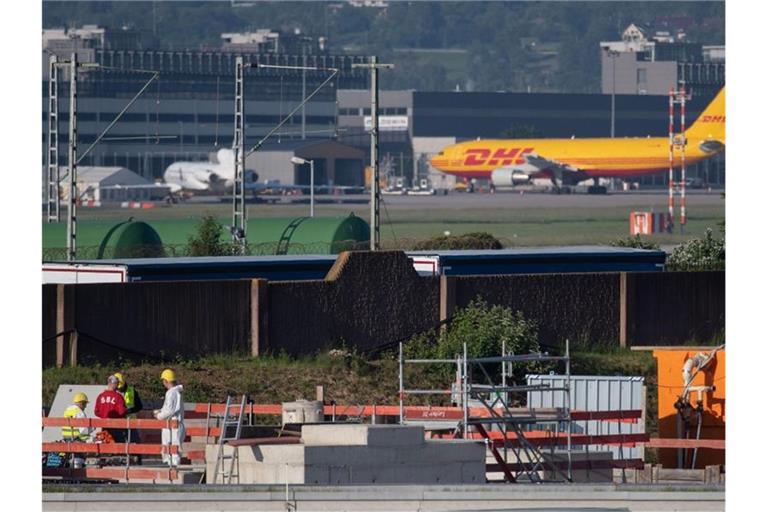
[521, 152, 589, 185]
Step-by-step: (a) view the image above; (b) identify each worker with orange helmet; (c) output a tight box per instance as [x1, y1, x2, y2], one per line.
[154, 368, 185, 466]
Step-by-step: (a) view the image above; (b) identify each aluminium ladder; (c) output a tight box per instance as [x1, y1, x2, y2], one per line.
[211, 395, 247, 484]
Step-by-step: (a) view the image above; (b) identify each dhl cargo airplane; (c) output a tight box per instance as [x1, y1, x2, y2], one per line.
[430, 87, 725, 191]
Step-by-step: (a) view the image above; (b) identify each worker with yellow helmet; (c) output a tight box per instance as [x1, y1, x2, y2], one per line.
[153, 368, 185, 466]
[62, 392, 93, 469]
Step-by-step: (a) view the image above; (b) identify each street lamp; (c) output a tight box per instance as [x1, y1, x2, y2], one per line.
[290, 156, 315, 217]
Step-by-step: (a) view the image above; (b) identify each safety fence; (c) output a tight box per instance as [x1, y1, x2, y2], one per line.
[42, 416, 207, 483]
[43, 402, 723, 483]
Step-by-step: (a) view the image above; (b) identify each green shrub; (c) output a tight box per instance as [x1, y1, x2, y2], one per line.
[610, 235, 660, 251]
[413, 232, 503, 250]
[404, 298, 545, 383]
[667, 228, 725, 271]
[186, 214, 249, 256]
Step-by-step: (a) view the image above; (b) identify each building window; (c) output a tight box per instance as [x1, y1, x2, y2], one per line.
[637, 68, 647, 84]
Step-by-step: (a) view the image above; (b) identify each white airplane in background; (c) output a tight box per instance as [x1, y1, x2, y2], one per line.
[163, 148, 263, 194]
[163, 148, 365, 198]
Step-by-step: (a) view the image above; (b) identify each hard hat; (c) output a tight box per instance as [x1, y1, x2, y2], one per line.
[73, 392, 89, 404]
[160, 368, 176, 382]
[113, 372, 125, 385]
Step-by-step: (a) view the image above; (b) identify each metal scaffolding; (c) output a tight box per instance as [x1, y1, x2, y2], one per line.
[399, 340, 573, 483]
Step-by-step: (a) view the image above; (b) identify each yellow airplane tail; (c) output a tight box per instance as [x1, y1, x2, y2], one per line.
[686, 87, 725, 142]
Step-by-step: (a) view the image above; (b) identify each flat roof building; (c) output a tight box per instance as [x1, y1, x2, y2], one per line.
[600, 24, 724, 97]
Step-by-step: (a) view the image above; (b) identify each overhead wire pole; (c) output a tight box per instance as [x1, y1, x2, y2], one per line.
[232, 56, 247, 249]
[231, 61, 338, 249]
[54, 56, 159, 259]
[353, 56, 394, 251]
[47, 54, 60, 223]
[66, 52, 78, 261]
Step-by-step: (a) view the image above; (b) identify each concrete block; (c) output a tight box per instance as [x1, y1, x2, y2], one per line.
[301, 424, 424, 447]
[250, 444, 305, 465]
[461, 461, 486, 484]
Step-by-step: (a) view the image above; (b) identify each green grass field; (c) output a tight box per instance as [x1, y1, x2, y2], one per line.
[43, 192, 725, 250]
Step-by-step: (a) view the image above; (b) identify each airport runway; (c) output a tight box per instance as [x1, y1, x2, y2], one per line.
[186, 190, 725, 210]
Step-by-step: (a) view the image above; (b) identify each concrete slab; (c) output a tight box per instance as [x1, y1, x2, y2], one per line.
[301, 424, 425, 447]
[204, 435, 486, 485]
[42, 484, 726, 512]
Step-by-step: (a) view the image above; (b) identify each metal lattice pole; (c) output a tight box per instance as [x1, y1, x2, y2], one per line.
[66, 52, 78, 261]
[47, 54, 60, 223]
[232, 56, 246, 249]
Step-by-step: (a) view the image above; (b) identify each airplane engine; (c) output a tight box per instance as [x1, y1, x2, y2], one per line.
[491, 168, 532, 187]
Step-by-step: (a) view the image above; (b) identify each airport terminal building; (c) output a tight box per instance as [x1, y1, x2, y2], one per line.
[43, 26, 724, 190]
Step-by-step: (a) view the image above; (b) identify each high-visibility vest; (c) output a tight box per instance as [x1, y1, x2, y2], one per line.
[62, 405, 89, 442]
[123, 385, 138, 419]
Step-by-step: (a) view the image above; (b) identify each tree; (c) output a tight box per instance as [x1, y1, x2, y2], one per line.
[186, 214, 228, 256]
[404, 298, 544, 383]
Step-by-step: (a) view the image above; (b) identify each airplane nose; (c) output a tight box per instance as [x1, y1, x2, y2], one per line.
[430, 152, 449, 170]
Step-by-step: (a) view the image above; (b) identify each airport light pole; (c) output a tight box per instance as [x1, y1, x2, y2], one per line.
[352, 56, 394, 251]
[607, 50, 620, 138]
[290, 156, 315, 217]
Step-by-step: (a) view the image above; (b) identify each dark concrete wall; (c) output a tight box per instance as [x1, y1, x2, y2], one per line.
[42, 284, 58, 368]
[267, 251, 440, 355]
[453, 273, 621, 348]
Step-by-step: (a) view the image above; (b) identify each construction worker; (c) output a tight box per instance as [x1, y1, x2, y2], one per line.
[62, 393, 93, 469]
[114, 372, 144, 463]
[114, 372, 143, 418]
[94, 375, 128, 442]
[154, 368, 185, 466]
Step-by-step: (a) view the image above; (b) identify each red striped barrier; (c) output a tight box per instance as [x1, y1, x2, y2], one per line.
[43, 442, 180, 455]
[487, 458, 645, 473]
[645, 438, 725, 450]
[186, 403, 642, 423]
[43, 467, 178, 481]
